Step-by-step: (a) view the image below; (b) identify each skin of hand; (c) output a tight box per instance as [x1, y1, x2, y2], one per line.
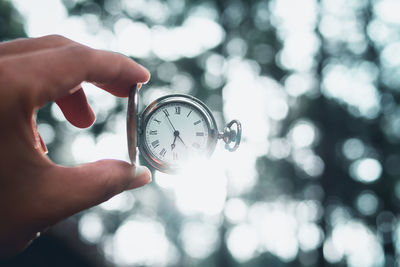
[0, 35, 152, 257]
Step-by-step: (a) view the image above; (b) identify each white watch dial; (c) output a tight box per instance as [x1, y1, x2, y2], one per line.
[144, 102, 209, 165]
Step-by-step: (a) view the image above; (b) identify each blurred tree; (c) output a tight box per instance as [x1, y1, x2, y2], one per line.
[59, 0, 400, 266]
[0, 0, 25, 40]
[1, 0, 399, 266]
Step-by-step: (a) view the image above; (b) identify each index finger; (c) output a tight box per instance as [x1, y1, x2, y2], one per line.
[0, 35, 73, 58]
[3, 43, 150, 107]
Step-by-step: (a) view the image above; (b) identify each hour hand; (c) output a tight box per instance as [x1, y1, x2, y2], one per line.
[171, 135, 177, 150]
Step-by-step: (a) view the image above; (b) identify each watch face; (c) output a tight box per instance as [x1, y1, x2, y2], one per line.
[143, 101, 211, 168]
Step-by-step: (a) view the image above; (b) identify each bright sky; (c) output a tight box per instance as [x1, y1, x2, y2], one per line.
[10, 0, 394, 266]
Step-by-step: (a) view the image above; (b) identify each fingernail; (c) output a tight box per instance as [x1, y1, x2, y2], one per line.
[135, 165, 148, 176]
[69, 85, 81, 95]
[139, 64, 150, 74]
[129, 166, 152, 189]
[139, 65, 151, 84]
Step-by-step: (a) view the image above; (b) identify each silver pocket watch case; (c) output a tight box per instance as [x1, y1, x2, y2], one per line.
[127, 85, 241, 173]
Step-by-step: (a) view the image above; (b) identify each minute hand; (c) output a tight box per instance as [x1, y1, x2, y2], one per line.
[164, 113, 187, 148]
[165, 113, 177, 132]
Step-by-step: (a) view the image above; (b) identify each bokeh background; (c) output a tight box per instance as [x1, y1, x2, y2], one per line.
[1, 0, 400, 266]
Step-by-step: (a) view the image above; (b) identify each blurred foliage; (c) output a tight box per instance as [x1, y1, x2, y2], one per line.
[0, 0, 25, 40]
[2, 0, 400, 266]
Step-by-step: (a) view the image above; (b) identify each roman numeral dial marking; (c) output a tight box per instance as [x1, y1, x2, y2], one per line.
[151, 140, 159, 148]
[145, 102, 209, 165]
[160, 148, 166, 157]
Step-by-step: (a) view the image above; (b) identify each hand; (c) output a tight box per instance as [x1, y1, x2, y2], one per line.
[177, 134, 188, 148]
[0, 35, 152, 256]
[164, 114, 187, 149]
[164, 111, 177, 132]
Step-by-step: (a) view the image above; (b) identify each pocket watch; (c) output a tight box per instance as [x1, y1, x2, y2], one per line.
[127, 85, 241, 173]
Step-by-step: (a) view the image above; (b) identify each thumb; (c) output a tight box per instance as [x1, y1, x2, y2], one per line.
[42, 160, 151, 223]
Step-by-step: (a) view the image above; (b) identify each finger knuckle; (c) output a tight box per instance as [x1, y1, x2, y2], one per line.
[66, 42, 85, 53]
[0, 58, 44, 111]
[39, 34, 71, 45]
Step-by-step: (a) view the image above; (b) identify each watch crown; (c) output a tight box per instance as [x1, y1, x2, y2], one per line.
[219, 120, 242, 152]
